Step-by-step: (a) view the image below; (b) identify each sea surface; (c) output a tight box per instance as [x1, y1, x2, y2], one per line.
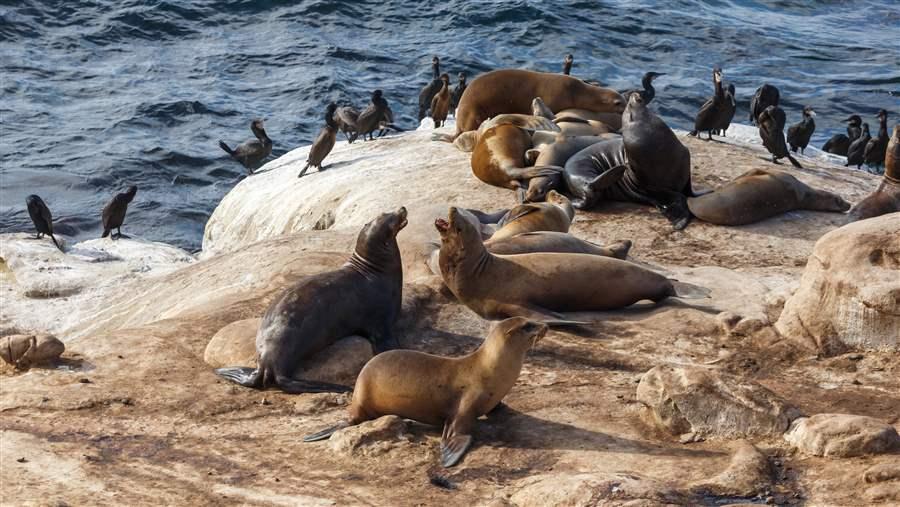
[1, 0, 898, 251]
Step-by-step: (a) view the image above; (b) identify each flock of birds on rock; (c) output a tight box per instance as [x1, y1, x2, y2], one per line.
[21, 52, 895, 255]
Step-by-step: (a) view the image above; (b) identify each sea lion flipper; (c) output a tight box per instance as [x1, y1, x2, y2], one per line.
[215, 367, 262, 388]
[276, 376, 352, 394]
[303, 421, 352, 442]
[500, 204, 541, 225]
[440, 434, 473, 468]
[524, 148, 541, 165]
[669, 280, 711, 300]
[588, 163, 627, 190]
[493, 303, 587, 326]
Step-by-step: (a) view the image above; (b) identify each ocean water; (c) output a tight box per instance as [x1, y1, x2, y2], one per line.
[1, 0, 898, 251]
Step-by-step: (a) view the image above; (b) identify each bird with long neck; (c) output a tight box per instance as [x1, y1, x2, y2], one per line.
[562, 53, 573, 75]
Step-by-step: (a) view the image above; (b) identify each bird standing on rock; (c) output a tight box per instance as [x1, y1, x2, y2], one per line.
[218, 119, 272, 174]
[430, 74, 452, 128]
[864, 110, 890, 168]
[822, 115, 861, 156]
[418, 56, 442, 121]
[101, 185, 137, 239]
[26, 195, 61, 250]
[758, 105, 802, 168]
[562, 53, 573, 75]
[749, 84, 780, 125]
[691, 67, 726, 140]
[846, 123, 871, 169]
[787, 106, 816, 154]
[333, 105, 360, 143]
[712, 83, 736, 136]
[450, 72, 467, 113]
[356, 90, 393, 141]
[300, 103, 339, 178]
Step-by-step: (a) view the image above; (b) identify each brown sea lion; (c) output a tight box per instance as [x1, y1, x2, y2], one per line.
[455, 69, 625, 136]
[1, 333, 65, 370]
[487, 233, 631, 259]
[470, 123, 562, 200]
[490, 191, 575, 240]
[687, 168, 850, 225]
[304, 317, 548, 467]
[435, 207, 706, 322]
[532, 97, 555, 119]
[850, 125, 900, 221]
[216, 208, 408, 393]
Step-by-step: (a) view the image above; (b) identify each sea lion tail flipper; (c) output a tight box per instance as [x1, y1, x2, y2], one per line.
[524, 148, 540, 165]
[588, 163, 627, 190]
[670, 281, 711, 300]
[494, 303, 589, 327]
[303, 421, 352, 442]
[787, 153, 803, 169]
[215, 367, 263, 388]
[276, 376, 352, 394]
[218, 140, 235, 157]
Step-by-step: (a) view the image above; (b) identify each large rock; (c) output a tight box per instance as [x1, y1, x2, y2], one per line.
[203, 317, 373, 386]
[508, 472, 683, 507]
[784, 414, 900, 457]
[776, 213, 900, 356]
[636, 364, 801, 438]
[328, 415, 410, 457]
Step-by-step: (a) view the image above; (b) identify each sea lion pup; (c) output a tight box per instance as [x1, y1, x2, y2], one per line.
[490, 190, 575, 240]
[850, 125, 900, 221]
[749, 83, 780, 125]
[847, 123, 871, 169]
[435, 207, 706, 322]
[304, 317, 548, 467]
[621, 71, 665, 105]
[299, 103, 339, 178]
[333, 105, 360, 143]
[418, 56, 442, 121]
[216, 208, 408, 394]
[101, 185, 137, 239]
[450, 71, 467, 113]
[454, 69, 625, 136]
[1, 334, 65, 370]
[822, 115, 862, 156]
[25, 195, 61, 250]
[864, 109, 890, 168]
[758, 105, 802, 168]
[690, 67, 727, 140]
[525, 134, 617, 201]
[430, 73, 452, 128]
[787, 105, 816, 154]
[219, 119, 272, 174]
[687, 168, 850, 226]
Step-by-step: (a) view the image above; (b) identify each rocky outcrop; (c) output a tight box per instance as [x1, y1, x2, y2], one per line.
[637, 364, 801, 438]
[327, 415, 410, 457]
[508, 472, 684, 507]
[785, 414, 900, 457]
[776, 213, 900, 356]
[690, 440, 772, 497]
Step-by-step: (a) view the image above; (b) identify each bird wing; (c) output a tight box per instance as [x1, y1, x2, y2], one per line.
[786, 123, 801, 144]
[694, 97, 717, 130]
[336, 107, 359, 128]
[40, 204, 53, 234]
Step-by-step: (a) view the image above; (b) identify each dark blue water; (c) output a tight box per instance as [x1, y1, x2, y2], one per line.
[1, 1, 898, 251]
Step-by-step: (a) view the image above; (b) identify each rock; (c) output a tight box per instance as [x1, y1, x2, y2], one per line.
[784, 414, 900, 457]
[0, 333, 65, 369]
[636, 364, 801, 438]
[691, 440, 771, 497]
[508, 472, 684, 506]
[328, 415, 409, 457]
[776, 213, 900, 356]
[203, 318, 373, 386]
[864, 463, 900, 483]
[865, 482, 900, 503]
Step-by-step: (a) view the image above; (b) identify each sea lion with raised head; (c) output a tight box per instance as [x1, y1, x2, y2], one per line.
[101, 185, 137, 239]
[26, 195, 61, 250]
[304, 317, 548, 467]
[216, 208, 408, 394]
[490, 190, 575, 240]
[454, 69, 625, 136]
[850, 125, 900, 221]
[687, 168, 850, 225]
[435, 207, 706, 322]
[219, 119, 273, 173]
[532, 97, 555, 120]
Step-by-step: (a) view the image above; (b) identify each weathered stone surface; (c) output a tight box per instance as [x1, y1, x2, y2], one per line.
[637, 364, 801, 438]
[508, 472, 683, 507]
[691, 440, 771, 497]
[864, 463, 900, 483]
[328, 415, 410, 457]
[776, 213, 900, 356]
[203, 318, 260, 368]
[785, 414, 900, 457]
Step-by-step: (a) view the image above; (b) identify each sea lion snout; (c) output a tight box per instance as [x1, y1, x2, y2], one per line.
[434, 217, 450, 234]
[394, 206, 408, 231]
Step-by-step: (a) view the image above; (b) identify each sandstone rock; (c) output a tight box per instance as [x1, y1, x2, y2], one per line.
[203, 317, 373, 386]
[691, 440, 771, 497]
[776, 213, 900, 356]
[864, 463, 900, 483]
[784, 414, 900, 457]
[866, 482, 900, 503]
[508, 472, 683, 506]
[637, 364, 801, 438]
[328, 415, 409, 457]
[0, 333, 65, 369]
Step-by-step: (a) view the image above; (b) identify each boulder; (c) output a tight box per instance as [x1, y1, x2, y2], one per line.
[328, 415, 410, 457]
[203, 318, 373, 386]
[637, 364, 801, 438]
[509, 472, 683, 507]
[0, 333, 65, 368]
[784, 414, 900, 457]
[776, 213, 900, 356]
[690, 440, 771, 497]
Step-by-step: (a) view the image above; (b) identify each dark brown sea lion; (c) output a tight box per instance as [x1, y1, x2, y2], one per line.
[216, 208, 408, 393]
[101, 185, 137, 239]
[454, 69, 625, 136]
[219, 118, 273, 173]
[850, 125, 900, 221]
[299, 103, 338, 178]
[687, 168, 850, 225]
[525, 134, 617, 202]
[304, 317, 548, 467]
[434, 207, 706, 322]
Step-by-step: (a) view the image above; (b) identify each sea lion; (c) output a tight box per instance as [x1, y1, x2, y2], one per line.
[525, 134, 617, 201]
[758, 105, 802, 168]
[822, 115, 861, 156]
[687, 168, 850, 225]
[300, 103, 338, 177]
[304, 317, 548, 467]
[216, 208, 408, 394]
[555, 108, 623, 132]
[25, 195, 61, 250]
[490, 191, 575, 240]
[555, 117, 616, 137]
[470, 123, 562, 201]
[219, 119, 272, 174]
[562, 138, 629, 210]
[1, 333, 65, 370]
[101, 185, 137, 239]
[418, 56, 441, 121]
[454, 69, 625, 136]
[690, 67, 727, 140]
[850, 125, 900, 221]
[487, 233, 631, 259]
[787, 106, 816, 154]
[864, 110, 890, 167]
[435, 207, 705, 322]
[430, 74, 452, 128]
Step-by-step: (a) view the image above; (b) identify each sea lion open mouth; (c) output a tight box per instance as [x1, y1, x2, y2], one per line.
[434, 218, 449, 233]
[396, 207, 408, 230]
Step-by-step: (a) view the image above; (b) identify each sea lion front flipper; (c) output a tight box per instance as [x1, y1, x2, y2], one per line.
[440, 412, 475, 468]
[303, 420, 352, 442]
[215, 367, 262, 388]
[588, 162, 627, 190]
[492, 303, 588, 327]
[277, 376, 352, 394]
[499, 204, 541, 225]
[524, 148, 541, 165]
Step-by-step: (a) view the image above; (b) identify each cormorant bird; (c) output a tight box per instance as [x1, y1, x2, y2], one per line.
[787, 106, 816, 154]
[713, 82, 737, 136]
[822, 115, 862, 156]
[26, 195, 61, 250]
[300, 103, 338, 178]
[562, 53, 573, 75]
[219, 119, 272, 174]
[749, 84, 780, 125]
[417, 56, 441, 121]
[101, 185, 137, 239]
[690, 67, 726, 140]
[846, 123, 870, 169]
[758, 105, 802, 168]
[622, 71, 665, 105]
[864, 110, 890, 167]
[450, 72, 467, 113]
[333, 105, 360, 143]
[430, 74, 452, 128]
[357, 90, 393, 141]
